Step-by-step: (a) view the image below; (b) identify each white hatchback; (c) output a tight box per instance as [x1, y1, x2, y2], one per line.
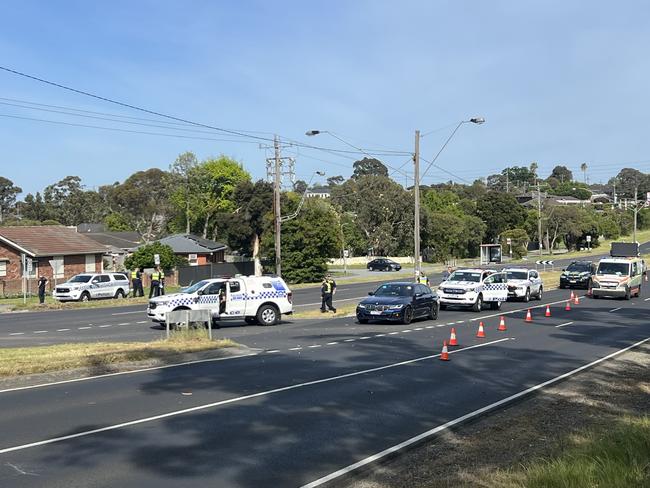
[53, 273, 131, 302]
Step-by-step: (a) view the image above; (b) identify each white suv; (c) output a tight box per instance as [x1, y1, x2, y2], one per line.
[147, 275, 293, 326]
[438, 269, 508, 312]
[53, 273, 131, 302]
[504, 268, 543, 302]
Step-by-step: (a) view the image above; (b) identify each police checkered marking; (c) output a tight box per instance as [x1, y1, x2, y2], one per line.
[167, 297, 195, 308]
[484, 283, 508, 291]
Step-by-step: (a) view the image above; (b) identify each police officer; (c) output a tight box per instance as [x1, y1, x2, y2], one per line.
[418, 271, 430, 286]
[159, 267, 165, 296]
[320, 274, 337, 313]
[149, 268, 161, 298]
[37, 275, 48, 304]
[131, 267, 144, 298]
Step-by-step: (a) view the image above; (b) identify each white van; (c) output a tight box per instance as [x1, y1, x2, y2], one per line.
[147, 275, 293, 326]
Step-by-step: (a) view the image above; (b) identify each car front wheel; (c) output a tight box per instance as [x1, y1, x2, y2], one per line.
[537, 286, 543, 300]
[79, 292, 91, 302]
[428, 303, 439, 320]
[472, 295, 483, 312]
[401, 306, 413, 325]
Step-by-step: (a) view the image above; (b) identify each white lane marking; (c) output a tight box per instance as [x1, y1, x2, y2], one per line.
[289, 347, 302, 351]
[456, 321, 463, 324]
[413, 327, 423, 331]
[0, 353, 258, 395]
[555, 321, 574, 328]
[300, 335, 650, 488]
[78, 327, 91, 330]
[645, 298, 650, 302]
[9, 332, 24, 336]
[326, 342, 339, 345]
[425, 325, 435, 329]
[388, 331, 399, 335]
[136, 321, 148, 324]
[436, 324, 446, 328]
[98, 325, 112, 328]
[308, 345, 322, 349]
[266, 350, 280, 354]
[401, 329, 412, 333]
[111, 310, 145, 316]
[446, 322, 455, 326]
[609, 307, 622, 313]
[33, 331, 47, 334]
[359, 336, 371, 340]
[0, 338, 511, 455]
[343, 339, 356, 342]
[118, 323, 130, 326]
[374, 334, 386, 337]
[56, 329, 70, 332]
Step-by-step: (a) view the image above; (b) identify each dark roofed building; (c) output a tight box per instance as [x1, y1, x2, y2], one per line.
[155, 234, 228, 266]
[0, 226, 106, 295]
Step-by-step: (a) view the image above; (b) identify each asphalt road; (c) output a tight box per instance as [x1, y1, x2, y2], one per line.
[0, 286, 648, 487]
[1, 240, 647, 347]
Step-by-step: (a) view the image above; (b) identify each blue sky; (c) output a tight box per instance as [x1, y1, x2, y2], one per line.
[1, 0, 650, 195]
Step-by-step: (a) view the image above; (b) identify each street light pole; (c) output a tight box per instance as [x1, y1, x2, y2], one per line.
[414, 130, 421, 279]
[273, 135, 282, 277]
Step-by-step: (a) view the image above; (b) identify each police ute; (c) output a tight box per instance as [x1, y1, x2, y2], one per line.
[503, 267, 544, 302]
[438, 268, 508, 312]
[147, 276, 293, 326]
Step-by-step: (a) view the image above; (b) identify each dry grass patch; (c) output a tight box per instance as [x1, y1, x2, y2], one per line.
[292, 303, 357, 319]
[0, 330, 236, 377]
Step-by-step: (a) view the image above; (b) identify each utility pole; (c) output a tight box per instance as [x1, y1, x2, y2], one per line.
[273, 135, 282, 277]
[537, 180, 543, 257]
[414, 130, 421, 280]
[633, 186, 638, 243]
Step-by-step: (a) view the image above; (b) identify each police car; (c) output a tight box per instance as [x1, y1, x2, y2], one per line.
[503, 267, 544, 302]
[53, 273, 131, 302]
[147, 275, 293, 326]
[438, 268, 508, 312]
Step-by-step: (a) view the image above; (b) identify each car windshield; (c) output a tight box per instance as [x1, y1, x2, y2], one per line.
[567, 263, 591, 272]
[182, 280, 211, 294]
[447, 271, 481, 283]
[374, 284, 414, 297]
[69, 275, 92, 283]
[597, 262, 629, 276]
[506, 271, 528, 280]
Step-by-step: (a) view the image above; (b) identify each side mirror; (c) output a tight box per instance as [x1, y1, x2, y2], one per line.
[368, 291, 374, 296]
[561, 268, 566, 272]
[196, 289, 203, 296]
[414, 293, 423, 298]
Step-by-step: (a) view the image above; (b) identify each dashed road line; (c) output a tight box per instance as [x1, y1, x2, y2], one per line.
[289, 347, 302, 351]
[98, 325, 112, 328]
[388, 332, 399, 335]
[374, 333, 386, 337]
[343, 338, 356, 342]
[326, 342, 339, 346]
[308, 345, 322, 349]
[136, 321, 148, 324]
[413, 327, 423, 331]
[609, 307, 622, 313]
[401, 329, 412, 333]
[78, 326, 91, 330]
[645, 298, 650, 302]
[456, 320, 464, 324]
[56, 329, 70, 332]
[266, 350, 280, 353]
[425, 325, 435, 329]
[555, 321, 574, 328]
[33, 331, 47, 334]
[359, 336, 371, 340]
[9, 332, 24, 336]
[118, 323, 130, 326]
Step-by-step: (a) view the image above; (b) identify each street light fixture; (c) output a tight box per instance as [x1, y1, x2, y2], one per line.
[414, 117, 485, 279]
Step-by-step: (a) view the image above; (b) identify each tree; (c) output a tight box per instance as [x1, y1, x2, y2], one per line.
[549, 165, 573, 183]
[326, 175, 345, 187]
[124, 242, 183, 272]
[476, 191, 526, 241]
[580, 163, 588, 184]
[609, 168, 650, 198]
[500, 229, 529, 259]
[169, 152, 199, 233]
[220, 180, 273, 275]
[423, 212, 486, 262]
[104, 213, 132, 232]
[352, 158, 388, 179]
[42, 176, 107, 226]
[21, 192, 47, 221]
[293, 180, 308, 194]
[0, 177, 21, 223]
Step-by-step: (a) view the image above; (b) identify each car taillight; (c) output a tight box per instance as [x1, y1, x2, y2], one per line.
[287, 292, 293, 304]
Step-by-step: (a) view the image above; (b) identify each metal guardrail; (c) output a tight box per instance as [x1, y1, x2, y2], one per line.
[165, 309, 212, 339]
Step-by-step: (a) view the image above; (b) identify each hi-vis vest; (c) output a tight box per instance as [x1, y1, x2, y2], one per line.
[131, 270, 139, 279]
[322, 280, 334, 294]
[152, 271, 161, 281]
[418, 275, 428, 284]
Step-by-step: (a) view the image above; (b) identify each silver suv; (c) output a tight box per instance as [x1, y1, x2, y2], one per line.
[53, 273, 131, 302]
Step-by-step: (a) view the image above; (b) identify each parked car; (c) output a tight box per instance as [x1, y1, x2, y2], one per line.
[356, 282, 438, 324]
[367, 258, 402, 272]
[53, 273, 130, 302]
[147, 275, 293, 326]
[559, 261, 595, 289]
[504, 267, 544, 302]
[438, 268, 508, 312]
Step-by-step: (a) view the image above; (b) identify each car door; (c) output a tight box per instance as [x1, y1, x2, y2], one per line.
[200, 281, 224, 317]
[415, 284, 432, 316]
[89, 275, 102, 298]
[483, 273, 507, 302]
[529, 270, 541, 294]
[225, 280, 246, 317]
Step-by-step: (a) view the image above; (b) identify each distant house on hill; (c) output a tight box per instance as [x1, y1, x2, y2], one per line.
[152, 234, 228, 266]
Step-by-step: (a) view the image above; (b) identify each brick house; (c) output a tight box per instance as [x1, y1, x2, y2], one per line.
[0, 226, 106, 296]
[154, 234, 228, 266]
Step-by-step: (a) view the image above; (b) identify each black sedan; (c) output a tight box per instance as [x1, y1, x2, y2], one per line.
[367, 258, 402, 272]
[356, 282, 439, 324]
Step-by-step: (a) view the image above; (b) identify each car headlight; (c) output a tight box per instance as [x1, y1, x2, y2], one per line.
[467, 287, 476, 292]
[561, 273, 567, 277]
[71, 286, 80, 290]
[389, 304, 404, 309]
[358, 304, 366, 309]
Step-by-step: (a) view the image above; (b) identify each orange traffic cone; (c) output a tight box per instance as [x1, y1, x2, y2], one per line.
[440, 340, 450, 361]
[570, 290, 575, 301]
[525, 309, 533, 322]
[449, 328, 459, 346]
[476, 321, 486, 338]
[545, 304, 551, 317]
[565, 300, 571, 311]
[497, 316, 507, 331]
[573, 293, 580, 305]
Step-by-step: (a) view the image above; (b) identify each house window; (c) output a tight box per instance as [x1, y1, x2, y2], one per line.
[188, 253, 198, 266]
[52, 256, 64, 279]
[85, 254, 96, 273]
[0, 260, 6, 277]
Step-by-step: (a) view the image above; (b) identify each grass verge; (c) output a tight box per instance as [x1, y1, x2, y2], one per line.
[0, 330, 236, 377]
[291, 303, 357, 319]
[492, 416, 650, 487]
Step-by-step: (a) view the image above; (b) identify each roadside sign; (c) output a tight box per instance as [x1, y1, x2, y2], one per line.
[154, 253, 160, 265]
[506, 238, 511, 245]
[343, 249, 349, 258]
[586, 235, 592, 242]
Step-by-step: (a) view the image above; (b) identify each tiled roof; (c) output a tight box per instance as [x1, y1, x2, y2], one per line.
[155, 234, 228, 254]
[0, 226, 107, 257]
[82, 232, 142, 250]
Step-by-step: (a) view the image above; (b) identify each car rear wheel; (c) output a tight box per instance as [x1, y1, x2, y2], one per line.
[401, 306, 413, 325]
[114, 289, 125, 299]
[257, 304, 279, 326]
[472, 295, 483, 312]
[625, 287, 631, 300]
[537, 286, 544, 300]
[79, 292, 90, 302]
